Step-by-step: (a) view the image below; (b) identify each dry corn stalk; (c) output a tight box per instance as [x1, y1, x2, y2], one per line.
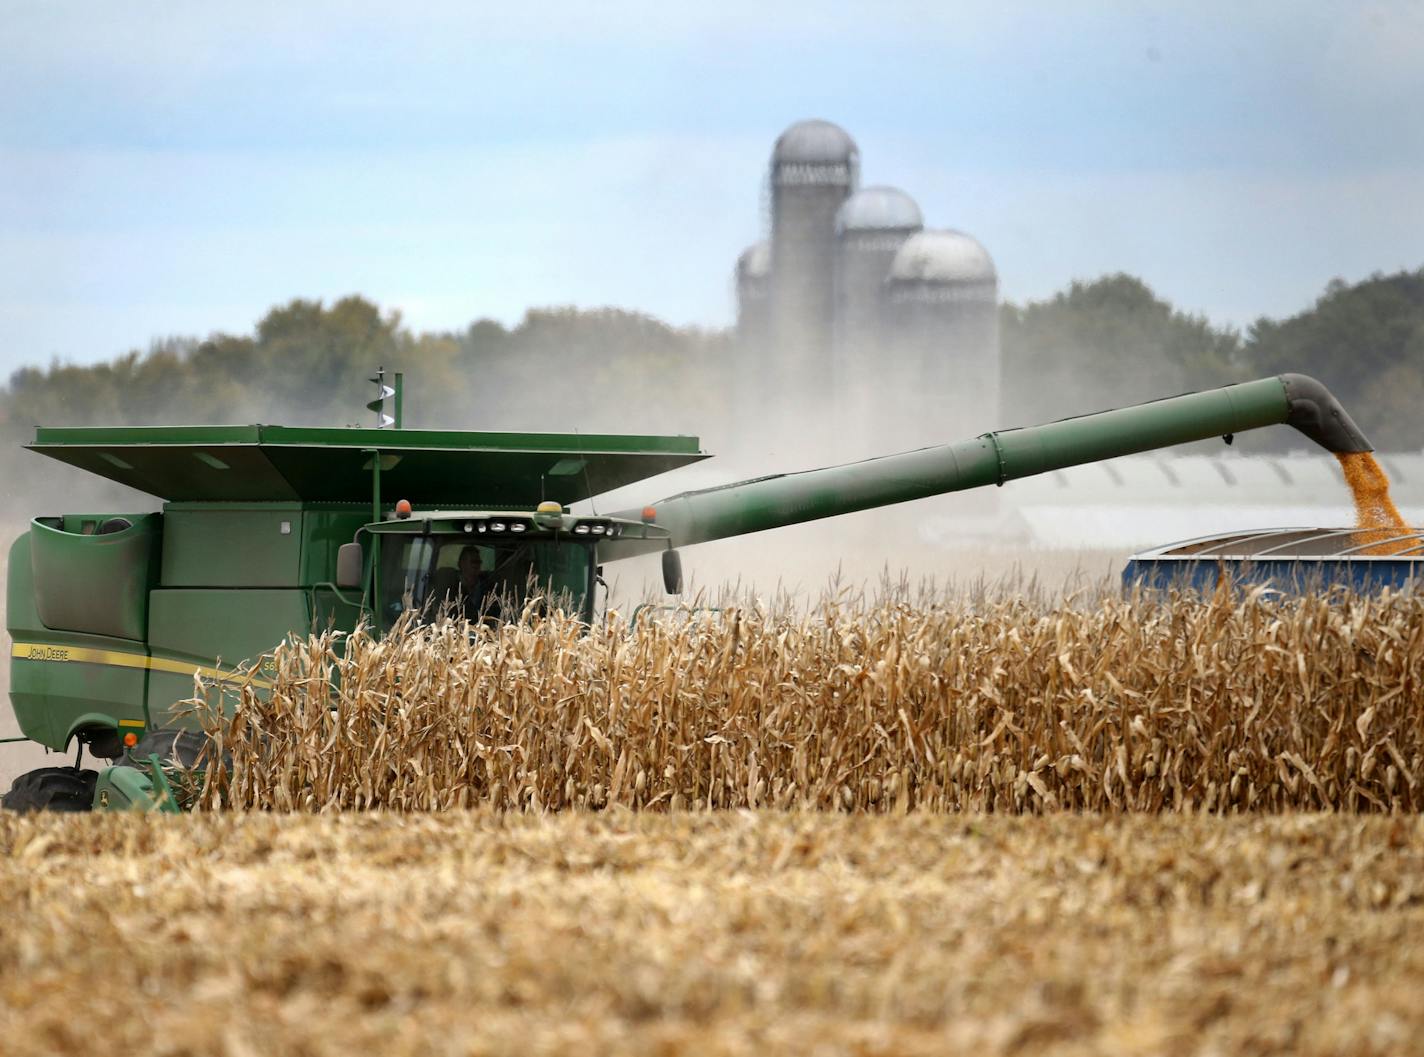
[196, 589, 1424, 814]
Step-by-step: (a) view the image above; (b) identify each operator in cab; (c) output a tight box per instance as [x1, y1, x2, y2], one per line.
[420, 544, 505, 624]
[454, 545, 502, 623]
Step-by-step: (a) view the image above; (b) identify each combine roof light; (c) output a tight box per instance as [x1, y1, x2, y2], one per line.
[395, 499, 413, 519]
[464, 521, 475, 533]
[590, 524, 606, 535]
[573, 524, 591, 535]
[641, 506, 657, 523]
[490, 521, 507, 533]
[510, 522, 527, 533]
[477, 523, 488, 534]
[536, 501, 563, 515]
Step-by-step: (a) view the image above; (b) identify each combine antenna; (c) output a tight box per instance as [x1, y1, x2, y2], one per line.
[575, 427, 598, 514]
[583, 462, 599, 515]
[367, 367, 397, 428]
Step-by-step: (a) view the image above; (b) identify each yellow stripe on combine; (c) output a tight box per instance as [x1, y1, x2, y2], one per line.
[10, 641, 272, 689]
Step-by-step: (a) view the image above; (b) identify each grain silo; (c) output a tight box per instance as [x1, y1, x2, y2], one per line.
[832, 186, 923, 404]
[884, 229, 1000, 446]
[768, 119, 859, 401]
[735, 240, 771, 347]
[727, 240, 773, 449]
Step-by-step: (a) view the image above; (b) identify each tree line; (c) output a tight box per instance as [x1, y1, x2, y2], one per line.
[1, 266, 1420, 505]
[1000, 269, 1424, 452]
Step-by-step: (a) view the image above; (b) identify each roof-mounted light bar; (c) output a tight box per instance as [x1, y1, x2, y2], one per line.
[573, 519, 619, 537]
[437, 515, 625, 538]
[471, 518, 534, 536]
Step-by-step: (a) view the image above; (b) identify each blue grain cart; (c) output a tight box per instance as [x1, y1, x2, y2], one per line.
[1124, 527, 1424, 597]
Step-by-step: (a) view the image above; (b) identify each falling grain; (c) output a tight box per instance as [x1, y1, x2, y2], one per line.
[1336, 451, 1414, 553]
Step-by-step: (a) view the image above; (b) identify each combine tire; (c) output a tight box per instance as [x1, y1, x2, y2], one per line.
[2, 766, 98, 813]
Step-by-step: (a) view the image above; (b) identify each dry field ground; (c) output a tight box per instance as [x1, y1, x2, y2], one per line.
[2, 812, 1422, 1056]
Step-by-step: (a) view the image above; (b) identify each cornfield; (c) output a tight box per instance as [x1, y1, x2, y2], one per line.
[194, 588, 1424, 813]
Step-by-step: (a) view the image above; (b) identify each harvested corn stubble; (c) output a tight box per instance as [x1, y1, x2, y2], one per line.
[194, 589, 1424, 814]
[2, 812, 1423, 1057]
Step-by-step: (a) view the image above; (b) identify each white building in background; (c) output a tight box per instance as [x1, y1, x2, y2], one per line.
[921, 451, 1424, 551]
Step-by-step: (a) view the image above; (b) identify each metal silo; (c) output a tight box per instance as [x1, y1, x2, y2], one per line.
[727, 240, 772, 452]
[884, 229, 1000, 448]
[735, 240, 771, 347]
[768, 119, 859, 404]
[832, 187, 922, 436]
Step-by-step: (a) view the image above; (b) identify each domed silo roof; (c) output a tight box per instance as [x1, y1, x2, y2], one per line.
[771, 119, 858, 165]
[836, 186, 923, 235]
[736, 240, 771, 280]
[735, 240, 772, 347]
[889, 229, 997, 284]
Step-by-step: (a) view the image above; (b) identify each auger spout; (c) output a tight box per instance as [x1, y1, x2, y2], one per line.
[604, 374, 1371, 555]
[1279, 373, 1372, 453]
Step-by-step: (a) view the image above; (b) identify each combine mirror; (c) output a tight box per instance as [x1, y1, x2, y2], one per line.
[662, 548, 683, 595]
[336, 542, 364, 589]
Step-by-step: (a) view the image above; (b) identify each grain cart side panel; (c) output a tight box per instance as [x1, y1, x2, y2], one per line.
[145, 589, 311, 728]
[7, 520, 159, 750]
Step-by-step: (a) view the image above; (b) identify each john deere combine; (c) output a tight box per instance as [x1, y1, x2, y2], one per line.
[2, 372, 1370, 812]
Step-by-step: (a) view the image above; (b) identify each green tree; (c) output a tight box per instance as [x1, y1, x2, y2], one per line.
[1240, 269, 1424, 450]
[1000, 274, 1243, 426]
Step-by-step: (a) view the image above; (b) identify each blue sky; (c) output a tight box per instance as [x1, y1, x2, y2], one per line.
[2, 1, 1422, 374]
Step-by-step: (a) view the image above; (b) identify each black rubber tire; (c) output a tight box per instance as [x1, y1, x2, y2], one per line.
[1, 766, 98, 813]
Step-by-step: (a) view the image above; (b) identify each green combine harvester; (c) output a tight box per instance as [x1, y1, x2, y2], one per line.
[2, 372, 1370, 812]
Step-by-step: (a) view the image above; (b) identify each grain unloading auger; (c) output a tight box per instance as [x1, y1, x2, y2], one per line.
[2, 373, 1370, 812]
[605, 373, 1371, 576]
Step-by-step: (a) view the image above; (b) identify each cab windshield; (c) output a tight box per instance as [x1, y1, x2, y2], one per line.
[378, 534, 595, 629]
